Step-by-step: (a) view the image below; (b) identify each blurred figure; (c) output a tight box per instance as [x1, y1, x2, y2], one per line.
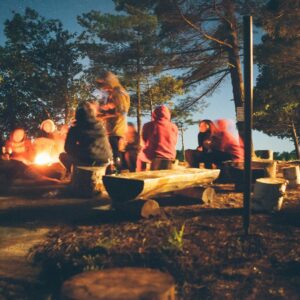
[123, 122, 140, 172]
[186, 119, 244, 169]
[34, 119, 60, 163]
[59, 101, 112, 176]
[213, 119, 244, 162]
[0, 133, 6, 159]
[56, 124, 69, 154]
[4, 128, 34, 164]
[138, 105, 178, 171]
[185, 119, 217, 168]
[39, 119, 57, 139]
[96, 71, 130, 169]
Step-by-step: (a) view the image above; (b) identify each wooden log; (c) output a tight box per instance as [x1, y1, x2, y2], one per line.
[115, 199, 161, 218]
[61, 268, 175, 300]
[102, 168, 220, 203]
[282, 166, 300, 187]
[174, 186, 216, 204]
[252, 178, 288, 212]
[71, 165, 108, 198]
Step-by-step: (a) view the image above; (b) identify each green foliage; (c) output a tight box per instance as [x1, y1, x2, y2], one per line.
[254, 0, 300, 156]
[167, 223, 185, 252]
[274, 150, 297, 161]
[114, 0, 266, 129]
[0, 8, 85, 135]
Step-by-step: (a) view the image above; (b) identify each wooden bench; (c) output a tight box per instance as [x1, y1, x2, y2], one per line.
[222, 159, 277, 191]
[102, 168, 220, 203]
[102, 168, 220, 217]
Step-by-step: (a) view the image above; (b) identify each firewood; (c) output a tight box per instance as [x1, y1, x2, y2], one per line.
[61, 268, 175, 300]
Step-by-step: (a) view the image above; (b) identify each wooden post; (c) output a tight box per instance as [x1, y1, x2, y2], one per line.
[243, 15, 253, 235]
[61, 268, 175, 300]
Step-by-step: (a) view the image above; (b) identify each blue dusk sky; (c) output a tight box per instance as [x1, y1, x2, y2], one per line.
[0, 0, 294, 153]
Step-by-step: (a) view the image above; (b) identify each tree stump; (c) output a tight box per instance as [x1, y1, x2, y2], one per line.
[252, 178, 288, 212]
[114, 199, 161, 219]
[282, 166, 300, 187]
[71, 165, 108, 198]
[61, 268, 175, 300]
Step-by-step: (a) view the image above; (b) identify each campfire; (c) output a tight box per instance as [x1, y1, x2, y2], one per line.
[34, 152, 57, 165]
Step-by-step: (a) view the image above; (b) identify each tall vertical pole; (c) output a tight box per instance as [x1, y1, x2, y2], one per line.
[243, 16, 253, 235]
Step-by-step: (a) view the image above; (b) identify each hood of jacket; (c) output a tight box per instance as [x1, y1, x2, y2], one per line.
[152, 105, 171, 121]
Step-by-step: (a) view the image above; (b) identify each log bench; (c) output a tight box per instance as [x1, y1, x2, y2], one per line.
[61, 268, 175, 300]
[102, 168, 220, 216]
[222, 159, 277, 190]
[102, 168, 220, 203]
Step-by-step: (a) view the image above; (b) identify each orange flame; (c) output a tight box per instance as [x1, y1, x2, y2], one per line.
[34, 152, 53, 165]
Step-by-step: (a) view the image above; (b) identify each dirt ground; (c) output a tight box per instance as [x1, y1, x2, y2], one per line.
[0, 162, 299, 299]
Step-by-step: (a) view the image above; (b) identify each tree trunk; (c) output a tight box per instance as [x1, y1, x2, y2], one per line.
[223, 0, 245, 140]
[291, 122, 300, 159]
[179, 124, 185, 161]
[136, 52, 142, 142]
[7, 95, 16, 132]
[64, 93, 69, 124]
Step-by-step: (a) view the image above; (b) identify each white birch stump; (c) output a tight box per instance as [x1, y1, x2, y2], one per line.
[282, 166, 300, 187]
[252, 178, 288, 212]
[71, 165, 108, 198]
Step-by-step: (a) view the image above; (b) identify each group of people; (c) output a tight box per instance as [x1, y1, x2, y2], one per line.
[59, 71, 179, 175]
[1, 71, 244, 183]
[185, 119, 244, 169]
[1, 119, 67, 165]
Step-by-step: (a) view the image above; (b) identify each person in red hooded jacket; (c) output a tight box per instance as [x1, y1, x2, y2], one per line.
[138, 105, 178, 171]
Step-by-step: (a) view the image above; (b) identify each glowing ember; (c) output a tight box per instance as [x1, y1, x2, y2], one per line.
[34, 152, 53, 165]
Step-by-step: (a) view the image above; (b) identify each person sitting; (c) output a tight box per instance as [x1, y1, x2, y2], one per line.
[213, 119, 244, 164]
[4, 128, 34, 164]
[186, 119, 244, 169]
[122, 122, 140, 172]
[59, 101, 113, 176]
[138, 105, 178, 171]
[39, 119, 57, 139]
[185, 119, 217, 168]
[34, 120, 60, 164]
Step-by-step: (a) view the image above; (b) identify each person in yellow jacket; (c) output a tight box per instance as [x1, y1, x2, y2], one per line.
[96, 71, 130, 169]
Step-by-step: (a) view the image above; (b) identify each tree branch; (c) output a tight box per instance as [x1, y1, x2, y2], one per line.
[179, 71, 229, 111]
[174, 1, 233, 49]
